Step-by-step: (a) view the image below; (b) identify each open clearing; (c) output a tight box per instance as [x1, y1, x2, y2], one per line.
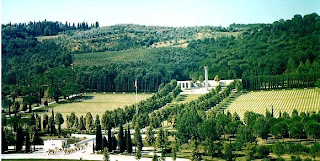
[43, 93, 152, 126]
[227, 88, 320, 119]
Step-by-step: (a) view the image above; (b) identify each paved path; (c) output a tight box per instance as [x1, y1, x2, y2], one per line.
[2, 153, 189, 161]
[3, 134, 189, 161]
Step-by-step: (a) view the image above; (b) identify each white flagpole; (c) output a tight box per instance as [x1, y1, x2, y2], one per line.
[135, 79, 138, 115]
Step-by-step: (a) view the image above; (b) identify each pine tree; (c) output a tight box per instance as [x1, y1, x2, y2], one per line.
[95, 124, 102, 151]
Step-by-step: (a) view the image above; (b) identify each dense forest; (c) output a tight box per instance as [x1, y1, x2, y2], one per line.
[1, 13, 320, 109]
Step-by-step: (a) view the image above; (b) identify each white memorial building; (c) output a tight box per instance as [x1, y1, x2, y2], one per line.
[177, 66, 234, 94]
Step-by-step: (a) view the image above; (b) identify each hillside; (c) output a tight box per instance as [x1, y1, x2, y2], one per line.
[1, 13, 320, 108]
[226, 88, 320, 119]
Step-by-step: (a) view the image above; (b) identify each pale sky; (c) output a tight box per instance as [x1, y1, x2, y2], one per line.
[1, 0, 320, 27]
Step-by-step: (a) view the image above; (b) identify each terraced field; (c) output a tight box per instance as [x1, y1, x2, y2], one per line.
[44, 93, 152, 126]
[227, 88, 320, 119]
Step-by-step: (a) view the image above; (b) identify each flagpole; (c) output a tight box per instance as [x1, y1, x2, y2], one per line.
[135, 79, 138, 115]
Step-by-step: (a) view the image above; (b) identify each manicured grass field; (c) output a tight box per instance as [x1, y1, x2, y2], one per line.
[227, 88, 320, 119]
[43, 92, 152, 127]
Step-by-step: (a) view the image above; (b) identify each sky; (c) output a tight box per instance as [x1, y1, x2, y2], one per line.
[1, 0, 320, 27]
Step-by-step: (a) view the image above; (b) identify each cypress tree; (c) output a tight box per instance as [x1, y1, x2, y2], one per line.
[118, 124, 125, 153]
[102, 136, 107, 150]
[25, 130, 30, 153]
[95, 124, 102, 151]
[127, 125, 133, 153]
[107, 123, 112, 152]
[2, 127, 8, 153]
[16, 126, 24, 152]
[112, 135, 117, 150]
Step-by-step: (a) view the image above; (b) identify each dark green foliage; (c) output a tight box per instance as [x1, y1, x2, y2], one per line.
[55, 113, 64, 134]
[25, 130, 30, 153]
[145, 125, 155, 146]
[286, 142, 309, 154]
[216, 113, 232, 138]
[102, 136, 107, 150]
[272, 141, 286, 158]
[95, 124, 102, 151]
[270, 121, 288, 139]
[256, 145, 270, 159]
[16, 126, 24, 152]
[291, 155, 302, 161]
[118, 124, 125, 153]
[253, 117, 268, 139]
[176, 107, 202, 143]
[112, 135, 117, 150]
[235, 125, 256, 148]
[289, 121, 304, 139]
[223, 143, 234, 161]
[126, 126, 133, 153]
[156, 127, 169, 157]
[2, 127, 8, 153]
[200, 118, 219, 141]
[305, 121, 320, 141]
[107, 124, 112, 152]
[311, 143, 320, 159]
[191, 137, 201, 161]
[78, 116, 85, 131]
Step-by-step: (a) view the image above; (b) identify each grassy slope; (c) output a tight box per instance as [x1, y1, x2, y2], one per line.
[41, 93, 152, 127]
[73, 48, 151, 67]
[226, 88, 320, 119]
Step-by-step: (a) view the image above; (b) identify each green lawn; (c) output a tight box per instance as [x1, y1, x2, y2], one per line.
[227, 88, 320, 119]
[39, 92, 152, 127]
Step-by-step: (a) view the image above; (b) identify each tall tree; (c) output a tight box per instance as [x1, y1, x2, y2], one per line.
[146, 125, 155, 146]
[107, 123, 112, 152]
[43, 114, 49, 133]
[55, 112, 64, 135]
[16, 126, 24, 152]
[126, 125, 133, 153]
[85, 112, 93, 132]
[2, 127, 8, 153]
[156, 127, 169, 158]
[95, 124, 102, 151]
[79, 116, 85, 131]
[118, 124, 125, 153]
[25, 129, 30, 153]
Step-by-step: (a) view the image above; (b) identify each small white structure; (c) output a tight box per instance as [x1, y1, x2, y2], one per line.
[43, 139, 67, 150]
[177, 67, 235, 94]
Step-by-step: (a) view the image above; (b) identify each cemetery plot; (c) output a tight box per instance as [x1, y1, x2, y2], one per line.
[227, 89, 320, 119]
